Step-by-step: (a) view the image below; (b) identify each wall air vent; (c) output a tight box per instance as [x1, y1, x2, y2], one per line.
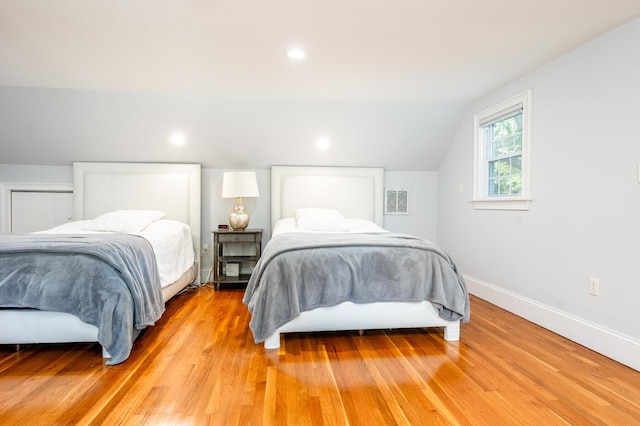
[384, 189, 409, 214]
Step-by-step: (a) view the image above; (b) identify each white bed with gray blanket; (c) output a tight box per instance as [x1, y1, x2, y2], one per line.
[0, 162, 201, 364]
[243, 166, 469, 349]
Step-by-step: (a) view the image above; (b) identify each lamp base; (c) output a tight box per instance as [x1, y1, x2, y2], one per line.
[229, 197, 250, 231]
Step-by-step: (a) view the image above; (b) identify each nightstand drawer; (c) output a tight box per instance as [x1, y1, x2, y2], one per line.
[218, 233, 257, 243]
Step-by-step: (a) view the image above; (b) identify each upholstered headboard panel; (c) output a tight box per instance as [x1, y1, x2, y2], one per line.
[271, 166, 384, 230]
[72, 162, 201, 277]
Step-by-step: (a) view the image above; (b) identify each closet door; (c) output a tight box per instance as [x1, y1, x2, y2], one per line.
[11, 191, 73, 233]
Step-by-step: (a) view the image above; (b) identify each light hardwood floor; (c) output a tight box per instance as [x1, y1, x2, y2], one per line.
[1, 287, 639, 425]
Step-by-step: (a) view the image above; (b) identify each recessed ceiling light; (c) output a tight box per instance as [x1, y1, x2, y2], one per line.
[316, 137, 331, 150]
[170, 133, 185, 146]
[287, 47, 307, 60]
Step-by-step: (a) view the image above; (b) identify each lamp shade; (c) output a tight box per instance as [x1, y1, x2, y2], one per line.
[221, 171, 260, 198]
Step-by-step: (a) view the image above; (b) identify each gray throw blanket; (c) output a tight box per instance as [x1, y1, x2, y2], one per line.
[0, 233, 164, 365]
[243, 233, 469, 343]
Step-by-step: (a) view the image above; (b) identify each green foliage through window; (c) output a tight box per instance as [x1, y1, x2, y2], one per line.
[484, 113, 523, 197]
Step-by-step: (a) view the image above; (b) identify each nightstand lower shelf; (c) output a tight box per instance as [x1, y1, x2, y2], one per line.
[213, 274, 254, 290]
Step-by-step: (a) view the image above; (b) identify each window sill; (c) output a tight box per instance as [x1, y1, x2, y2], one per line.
[472, 198, 531, 211]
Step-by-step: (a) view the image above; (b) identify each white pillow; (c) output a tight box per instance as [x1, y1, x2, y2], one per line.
[294, 208, 350, 232]
[83, 210, 166, 233]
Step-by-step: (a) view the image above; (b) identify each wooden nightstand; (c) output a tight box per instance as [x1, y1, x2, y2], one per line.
[212, 229, 262, 290]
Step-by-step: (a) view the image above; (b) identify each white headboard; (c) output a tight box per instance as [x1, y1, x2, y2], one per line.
[271, 166, 384, 230]
[72, 162, 201, 275]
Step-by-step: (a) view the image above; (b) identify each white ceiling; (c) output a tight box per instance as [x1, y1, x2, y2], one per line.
[3, 0, 640, 102]
[1, 1, 640, 169]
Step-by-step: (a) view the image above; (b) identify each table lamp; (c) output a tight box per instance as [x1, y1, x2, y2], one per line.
[221, 171, 259, 231]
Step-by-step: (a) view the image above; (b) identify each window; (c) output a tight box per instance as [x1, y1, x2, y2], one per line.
[473, 89, 532, 210]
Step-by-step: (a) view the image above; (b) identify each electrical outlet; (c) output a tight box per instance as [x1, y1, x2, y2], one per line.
[589, 277, 600, 296]
[202, 244, 209, 254]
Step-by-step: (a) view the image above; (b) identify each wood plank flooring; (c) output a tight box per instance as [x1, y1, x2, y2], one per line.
[1, 286, 639, 425]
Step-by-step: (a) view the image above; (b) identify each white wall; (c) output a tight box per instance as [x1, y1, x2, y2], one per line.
[438, 17, 640, 370]
[384, 171, 438, 241]
[0, 164, 72, 183]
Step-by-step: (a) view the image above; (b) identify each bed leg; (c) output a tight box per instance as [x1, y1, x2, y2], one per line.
[102, 346, 112, 359]
[264, 332, 281, 349]
[443, 322, 460, 341]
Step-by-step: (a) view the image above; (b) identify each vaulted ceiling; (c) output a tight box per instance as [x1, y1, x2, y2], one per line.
[1, 1, 639, 170]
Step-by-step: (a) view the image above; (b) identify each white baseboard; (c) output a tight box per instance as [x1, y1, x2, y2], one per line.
[464, 274, 640, 372]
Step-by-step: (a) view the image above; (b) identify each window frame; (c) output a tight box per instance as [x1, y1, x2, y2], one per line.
[473, 89, 532, 210]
